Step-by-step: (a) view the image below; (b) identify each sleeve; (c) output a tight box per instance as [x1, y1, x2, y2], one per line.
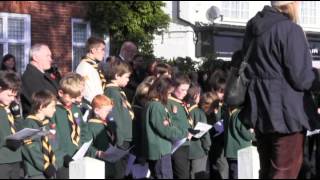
[235, 112, 254, 142]
[22, 142, 47, 172]
[76, 62, 104, 103]
[283, 25, 315, 91]
[85, 125, 98, 158]
[198, 111, 212, 152]
[149, 104, 187, 141]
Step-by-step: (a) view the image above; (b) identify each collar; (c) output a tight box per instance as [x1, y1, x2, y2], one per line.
[27, 115, 50, 126]
[106, 83, 120, 88]
[168, 96, 183, 104]
[88, 118, 107, 126]
[188, 104, 198, 112]
[83, 56, 100, 64]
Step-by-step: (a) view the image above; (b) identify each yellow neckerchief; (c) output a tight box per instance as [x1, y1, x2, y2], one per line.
[27, 115, 50, 126]
[0, 103, 16, 134]
[107, 83, 135, 120]
[88, 118, 107, 126]
[168, 96, 194, 127]
[82, 56, 107, 90]
[188, 104, 198, 113]
[230, 108, 240, 116]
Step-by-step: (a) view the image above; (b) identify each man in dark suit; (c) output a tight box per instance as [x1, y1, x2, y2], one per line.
[21, 44, 59, 117]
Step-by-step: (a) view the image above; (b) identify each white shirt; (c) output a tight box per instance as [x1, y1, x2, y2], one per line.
[76, 60, 103, 103]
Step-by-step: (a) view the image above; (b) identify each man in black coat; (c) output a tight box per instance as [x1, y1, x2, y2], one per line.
[21, 44, 59, 117]
[241, 1, 320, 179]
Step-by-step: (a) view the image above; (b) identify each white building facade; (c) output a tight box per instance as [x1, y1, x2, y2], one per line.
[153, 1, 320, 61]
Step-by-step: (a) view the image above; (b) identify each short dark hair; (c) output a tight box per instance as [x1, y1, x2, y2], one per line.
[31, 90, 57, 114]
[85, 37, 105, 53]
[173, 73, 191, 87]
[102, 56, 132, 81]
[0, 71, 21, 92]
[154, 63, 172, 77]
[148, 76, 174, 105]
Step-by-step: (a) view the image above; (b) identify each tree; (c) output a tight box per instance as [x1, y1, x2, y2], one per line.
[87, 1, 170, 56]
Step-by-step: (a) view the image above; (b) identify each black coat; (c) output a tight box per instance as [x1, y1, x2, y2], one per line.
[21, 64, 59, 116]
[242, 6, 319, 134]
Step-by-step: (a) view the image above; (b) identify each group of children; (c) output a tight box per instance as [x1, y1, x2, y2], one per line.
[0, 46, 255, 179]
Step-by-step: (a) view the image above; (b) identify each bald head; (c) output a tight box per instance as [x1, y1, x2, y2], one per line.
[119, 41, 138, 63]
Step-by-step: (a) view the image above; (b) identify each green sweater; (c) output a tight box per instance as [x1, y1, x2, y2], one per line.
[143, 101, 187, 160]
[104, 86, 133, 147]
[0, 107, 22, 164]
[51, 103, 90, 157]
[188, 105, 212, 160]
[86, 119, 114, 158]
[224, 108, 255, 159]
[22, 117, 64, 177]
[167, 97, 192, 146]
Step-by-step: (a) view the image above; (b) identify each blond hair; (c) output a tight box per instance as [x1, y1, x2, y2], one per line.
[59, 73, 85, 98]
[274, 1, 299, 23]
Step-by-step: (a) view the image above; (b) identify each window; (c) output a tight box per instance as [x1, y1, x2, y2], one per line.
[0, 13, 31, 73]
[221, 1, 249, 21]
[72, 18, 91, 70]
[300, 1, 320, 28]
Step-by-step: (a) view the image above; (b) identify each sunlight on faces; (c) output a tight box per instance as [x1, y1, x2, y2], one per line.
[34, 46, 53, 71]
[173, 84, 190, 100]
[115, 73, 131, 88]
[94, 105, 113, 121]
[91, 44, 106, 61]
[58, 90, 83, 107]
[39, 101, 57, 119]
[0, 89, 17, 106]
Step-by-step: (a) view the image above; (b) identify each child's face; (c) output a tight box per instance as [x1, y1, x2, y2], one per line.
[115, 73, 131, 88]
[0, 89, 17, 106]
[40, 101, 57, 119]
[94, 105, 113, 121]
[173, 84, 190, 100]
[217, 89, 225, 102]
[58, 90, 75, 107]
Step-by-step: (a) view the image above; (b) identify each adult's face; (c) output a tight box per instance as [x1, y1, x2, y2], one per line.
[33, 46, 53, 71]
[4, 58, 16, 70]
[92, 44, 106, 62]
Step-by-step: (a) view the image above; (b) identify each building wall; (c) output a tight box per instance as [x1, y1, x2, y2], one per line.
[0, 1, 88, 74]
[153, 1, 320, 61]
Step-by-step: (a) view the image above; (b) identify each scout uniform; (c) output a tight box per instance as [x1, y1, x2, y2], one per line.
[22, 115, 64, 179]
[188, 104, 212, 179]
[0, 104, 22, 179]
[104, 84, 134, 148]
[76, 56, 107, 103]
[224, 108, 255, 179]
[87, 118, 123, 179]
[166, 96, 193, 179]
[51, 103, 90, 157]
[143, 100, 188, 179]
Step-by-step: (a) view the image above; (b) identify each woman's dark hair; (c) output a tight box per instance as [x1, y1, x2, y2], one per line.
[1, 54, 16, 72]
[30, 90, 57, 114]
[209, 69, 226, 92]
[185, 82, 201, 105]
[154, 63, 173, 77]
[148, 76, 174, 105]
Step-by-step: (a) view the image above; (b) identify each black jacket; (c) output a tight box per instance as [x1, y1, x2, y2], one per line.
[242, 6, 319, 134]
[21, 64, 59, 116]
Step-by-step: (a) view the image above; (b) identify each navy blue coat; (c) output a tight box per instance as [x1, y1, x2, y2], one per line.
[242, 6, 319, 134]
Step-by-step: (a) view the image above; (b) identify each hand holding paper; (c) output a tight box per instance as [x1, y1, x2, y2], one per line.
[192, 122, 213, 139]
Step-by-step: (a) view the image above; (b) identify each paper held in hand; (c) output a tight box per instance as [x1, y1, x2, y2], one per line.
[193, 122, 213, 139]
[171, 138, 187, 154]
[103, 145, 134, 163]
[72, 139, 93, 161]
[6, 128, 41, 141]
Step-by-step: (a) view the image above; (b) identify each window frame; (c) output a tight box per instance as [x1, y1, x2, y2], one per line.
[0, 12, 31, 73]
[299, 1, 320, 31]
[71, 18, 91, 71]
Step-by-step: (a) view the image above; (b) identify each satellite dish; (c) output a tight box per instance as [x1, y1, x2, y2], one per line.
[206, 6, 222, 23]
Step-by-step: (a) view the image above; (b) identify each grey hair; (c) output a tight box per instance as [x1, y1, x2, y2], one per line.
[29, 44, 48, 60]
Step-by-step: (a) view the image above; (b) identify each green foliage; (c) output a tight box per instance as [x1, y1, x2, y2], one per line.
[165, 57, 200, 74]
[87, 1, 170, 55]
